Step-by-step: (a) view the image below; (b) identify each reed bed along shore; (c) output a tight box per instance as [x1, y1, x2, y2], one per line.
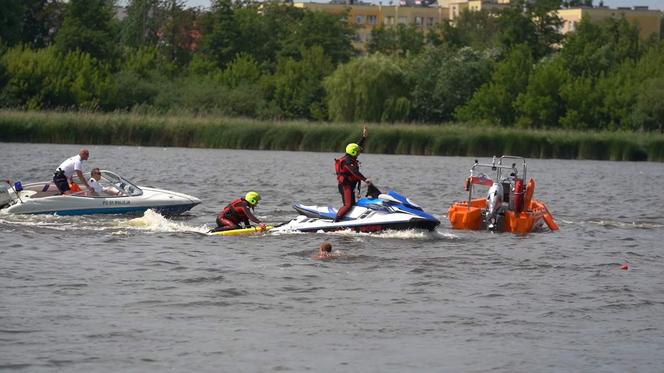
[1, 110, 662, 161]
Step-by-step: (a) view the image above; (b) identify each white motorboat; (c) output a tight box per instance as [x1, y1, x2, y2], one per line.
[0, 170, 200, 216]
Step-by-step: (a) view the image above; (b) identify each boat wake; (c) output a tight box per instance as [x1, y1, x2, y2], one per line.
[272, 227, 456, 240]
[0, 209, 209, 235]
[124, 209, 209, 234]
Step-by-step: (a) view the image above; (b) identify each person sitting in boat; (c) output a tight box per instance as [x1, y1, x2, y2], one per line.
[211, 192, 266, 232]
[334, 126, 372, 222]
[88, 168, 121, 196]
[53, 148, 92, 194]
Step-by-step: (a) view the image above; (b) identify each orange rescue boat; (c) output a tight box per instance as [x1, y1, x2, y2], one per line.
[448, 156, 558, 233]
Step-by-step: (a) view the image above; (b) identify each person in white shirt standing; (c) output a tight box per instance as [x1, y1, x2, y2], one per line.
[53, 148, 92, 194]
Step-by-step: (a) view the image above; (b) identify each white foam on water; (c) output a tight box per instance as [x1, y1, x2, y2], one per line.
[324, 228, 445, 240]
[124, 209, 209, 234]
[0, 215, 81, 231]
[433, 229, 460, 239]
[269, 229, 306, 236]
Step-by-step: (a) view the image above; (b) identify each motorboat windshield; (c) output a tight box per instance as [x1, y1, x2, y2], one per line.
[96, 170, 142, 197]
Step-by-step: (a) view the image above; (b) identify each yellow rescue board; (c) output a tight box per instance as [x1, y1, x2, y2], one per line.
[210, 226, 273, 236]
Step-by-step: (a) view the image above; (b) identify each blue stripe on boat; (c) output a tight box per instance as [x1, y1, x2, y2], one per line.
[28, 203, 198, 216]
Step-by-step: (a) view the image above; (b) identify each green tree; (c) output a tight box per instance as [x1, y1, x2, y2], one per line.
[54, 0, 117, 60]
[122, 0, 160, 48]
[407, 46, 493, 122]
[561, 16, 642, 78]
[324, 53, 410, 123]
[0, 0, 26, 46]
[217, 53, 262, 88]
[119, 46, 160, 78]
[456, 44, 534, 126]
[235, 1, 304, 69]
[496, 0, 562, 59]
[497, 1, 538, 53]
[21, 0, 66, 48]
[426, 21, 464, 49]
[530, 0, 563, 58]
[453, 9, 500, 50]
[280, 10, 355, 64]
[200, 0, 353, 70]
[267, 46, 334, 120]
[1, 46, 110, 109]
[198, 0, 247, 69]
[632, 77, 664, 132]
[515, 55, 569, 128]
[559, 75, 604, 130]
[368, 24, 424, 57]
[156, 0, 199, 68]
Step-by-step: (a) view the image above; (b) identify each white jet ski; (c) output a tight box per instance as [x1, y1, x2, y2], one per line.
[273, 186, 440, 233]
[0, 170, 200, 216]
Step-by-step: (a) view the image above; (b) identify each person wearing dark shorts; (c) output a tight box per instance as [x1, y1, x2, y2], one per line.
[53, 169, 70, 194]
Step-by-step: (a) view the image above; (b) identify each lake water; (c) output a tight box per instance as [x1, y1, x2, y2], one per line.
[1, 142, 663, 372]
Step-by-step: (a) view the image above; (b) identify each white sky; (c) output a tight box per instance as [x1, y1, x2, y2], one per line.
[180, 0, 663, 11]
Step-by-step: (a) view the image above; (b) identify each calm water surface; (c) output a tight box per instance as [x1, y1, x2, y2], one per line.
[1, 143, 663, 372]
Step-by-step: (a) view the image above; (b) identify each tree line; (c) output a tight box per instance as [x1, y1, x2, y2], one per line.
[1, 0, 663, 131]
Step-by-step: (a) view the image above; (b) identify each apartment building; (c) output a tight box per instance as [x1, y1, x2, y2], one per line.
[295, 1, 661, 46]
[294, 2, 448, 43]
[557, 6, 662, 40]
[438, 0, 509, 20]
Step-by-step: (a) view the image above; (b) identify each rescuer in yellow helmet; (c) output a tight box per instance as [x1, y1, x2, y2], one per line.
[211, 191, 266, 232]
[333, 126, 372, 222]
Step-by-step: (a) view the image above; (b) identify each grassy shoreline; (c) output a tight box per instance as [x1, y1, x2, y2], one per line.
[1, 110, 662, 161]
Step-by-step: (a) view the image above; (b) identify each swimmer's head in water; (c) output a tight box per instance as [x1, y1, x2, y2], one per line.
[320, 242, 332, 253]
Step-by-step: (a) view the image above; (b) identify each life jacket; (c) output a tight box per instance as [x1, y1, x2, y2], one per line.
[334, 155, 362, 184]
[220, 198, 249, 224]
[69, 182, 81, 193]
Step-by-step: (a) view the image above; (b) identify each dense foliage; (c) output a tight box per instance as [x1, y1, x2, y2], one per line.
[0, 0, 663, 131]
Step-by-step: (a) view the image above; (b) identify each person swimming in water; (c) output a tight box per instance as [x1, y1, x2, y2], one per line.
[312, 242, 341, 260]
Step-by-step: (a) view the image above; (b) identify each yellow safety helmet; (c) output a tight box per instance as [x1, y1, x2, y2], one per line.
[245, 191, 261, 206]
[346, 143, 361, 157]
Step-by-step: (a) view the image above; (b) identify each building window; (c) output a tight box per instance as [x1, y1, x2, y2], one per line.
[356, 15, 365, 25]
[398, 16, 407, 24]
[384, 16, 394, 25]
[427, 17, 434, 26]
[368, 15, 377, 25]
[415, 16, 423, 27]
